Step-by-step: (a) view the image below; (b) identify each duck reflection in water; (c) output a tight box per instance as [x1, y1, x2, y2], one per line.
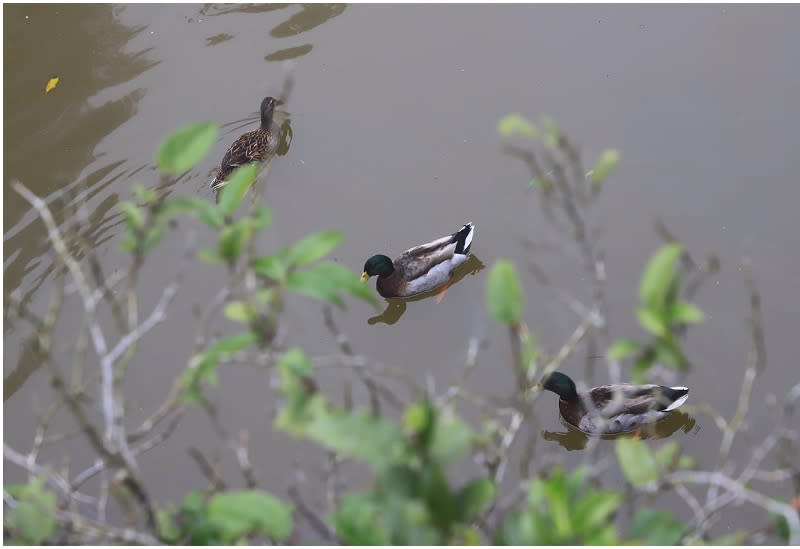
[542, 410, 697, 451]
[368, 254, 485, 325]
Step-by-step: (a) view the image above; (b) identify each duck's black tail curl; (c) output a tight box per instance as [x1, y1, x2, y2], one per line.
[453, 222, 475, 255]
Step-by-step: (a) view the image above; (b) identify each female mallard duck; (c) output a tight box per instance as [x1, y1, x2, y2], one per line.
[211, 96, 281, 190]
[538, 371, 689, 435]
[361, 222, 475, 298]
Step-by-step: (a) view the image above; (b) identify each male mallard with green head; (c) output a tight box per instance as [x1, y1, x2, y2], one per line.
[537, 371, 689, 435]
[361, 222, 475, 299]
[211, 96, 281, 190]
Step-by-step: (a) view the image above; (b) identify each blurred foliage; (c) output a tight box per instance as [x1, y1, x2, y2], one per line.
[275, 348, 494, 544]
[4, 478, 58, 544]
[7, 117, 787, 546]
[496, 467, 622, 544]
[486, 259, 524, 326]
[609, 243, 706, 382]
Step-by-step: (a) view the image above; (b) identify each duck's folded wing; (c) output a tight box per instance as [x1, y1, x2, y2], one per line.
[395, 237, 458, 281]
[590, 384, 661, 412]
[219, 130, 267, 171]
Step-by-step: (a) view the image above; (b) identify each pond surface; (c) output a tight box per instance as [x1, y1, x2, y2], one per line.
[4, 4, 800, 539]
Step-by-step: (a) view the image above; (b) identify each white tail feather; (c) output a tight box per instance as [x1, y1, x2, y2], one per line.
[462, 222, 474, 251]
[665, 388, 689, 411]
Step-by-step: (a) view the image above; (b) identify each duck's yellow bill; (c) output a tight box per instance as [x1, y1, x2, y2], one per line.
[360, 272, 370, 282]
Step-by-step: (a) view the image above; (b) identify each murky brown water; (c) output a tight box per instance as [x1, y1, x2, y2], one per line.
[5, 3, 800, 538]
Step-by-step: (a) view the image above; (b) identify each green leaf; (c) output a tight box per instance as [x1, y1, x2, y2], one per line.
[180, 332, 256, 399]
[632, 346, 656, 383]
[486, 260, 523, 325]
[608, 338, 641, 361]
[669, 301, 706, 324]
[589, 149, 619, 183]
[543, 468, 572, 539]
[573, 490, 622, 532]
[639, 243, 682, 308]
[403, 401, 434, 440]
[6, 479, 57, 544]
[156, 121, 218, 175]
[286, 262, 378, 308]
[542, 115, 561, 148]
[302, 409, 408, 471]
[156, 507, 180, 543]
[277, 347, 313, 379]
[497, 114, 539, 138]
[218, 163, 258, 216]
[311, 261, 379, 307]
[430, 412, 474, 464]
[179, 491, 221, 544]
[456, 478, 496, 522]
[286, 231, 343, 266]
[457, 526, 482, 545]
[773, 513, 790, 542]
[653, 338, 690, 371]
[637, 307, 668, 338]
[629, 509, 683, 545]
[273, 349, 318, 427]
[709, 531, 749, 545]
[207, 490, 293, 542]
[119, 201, 145, 230]
[142, 224, 167, 253]
[159, 196, 224, 227]
[654, 441, 680, 470]
[120, 229, 137, 252]
[286, 269, 344, 307]
[615, 437, 659, 487]
[211, 332, 257, 354]
[250, 205, 272, 230]
[584, 524, 617, 545]
[224, 301, 255, 323]
[197, 247, 225, 264]
[133, 185, 158, 204]
[421, 461, 456, 529]
[331, 494, 388, 545]
[218, 221, 254, 264]
[252, 253, 289, 282]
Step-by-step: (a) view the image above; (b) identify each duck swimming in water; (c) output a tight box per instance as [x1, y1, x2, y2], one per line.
[361, 222, 475, 299]
[537, 371, 689, 435]
[211, 96, 281, 190]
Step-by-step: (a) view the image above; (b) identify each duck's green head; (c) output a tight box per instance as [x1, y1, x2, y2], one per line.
[541, 371, 579, 402]
[361, 255, 394, 281]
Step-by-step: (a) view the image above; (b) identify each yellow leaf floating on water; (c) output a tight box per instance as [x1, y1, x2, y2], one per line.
[45, 76, 59, 93]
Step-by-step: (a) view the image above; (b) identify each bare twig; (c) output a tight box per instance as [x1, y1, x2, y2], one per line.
[4, 491, 159, 545]
[187, 447, 228, 491]
[4, 444, 95, 505]
[322, 305, 382, 415]
[669, 470, 800, 544]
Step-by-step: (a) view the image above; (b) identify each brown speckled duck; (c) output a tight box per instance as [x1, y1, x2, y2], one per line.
[537, 371, 690, 435]
[211, 96, 281, 190]
[361, 222, 475, 298]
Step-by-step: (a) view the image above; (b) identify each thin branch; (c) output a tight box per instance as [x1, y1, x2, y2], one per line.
[4, 444, 95, 505]
[4, 492, 159, 545]
[669, 470, 800, 544]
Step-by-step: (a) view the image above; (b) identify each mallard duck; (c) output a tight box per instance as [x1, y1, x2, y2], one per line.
[361, 222, 475, 298]
[537, 371, 689, 435]
[211, 96, 281, 190]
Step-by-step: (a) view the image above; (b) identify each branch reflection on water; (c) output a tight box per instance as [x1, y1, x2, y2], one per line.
[541, 410, 698, 451]
[368, 254, 486, 325]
